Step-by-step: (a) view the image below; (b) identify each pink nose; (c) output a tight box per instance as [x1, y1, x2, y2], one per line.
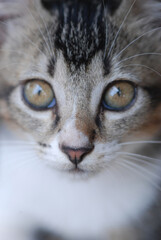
[61, 145, 94, 166]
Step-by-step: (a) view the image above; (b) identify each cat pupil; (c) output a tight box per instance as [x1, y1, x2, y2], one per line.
[38, 90, 42, 96]
[117, 87, 121, 97]
[33, 84, 42, 96]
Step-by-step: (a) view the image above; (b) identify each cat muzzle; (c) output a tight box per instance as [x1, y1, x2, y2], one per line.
[60, 145, 94, 166]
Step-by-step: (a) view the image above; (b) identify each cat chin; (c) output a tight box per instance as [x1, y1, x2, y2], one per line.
[45, 160, 107, 180]
[45, 162, 96, 178]
[67, 166, 103, 179]
[64, 169, 96, 180]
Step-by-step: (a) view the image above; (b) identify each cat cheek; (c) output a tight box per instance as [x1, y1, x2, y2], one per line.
[133, 104, 161, 137]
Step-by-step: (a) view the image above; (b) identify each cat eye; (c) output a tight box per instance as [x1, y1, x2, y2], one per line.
[23, 80, 56, 110]
[102, 80, 137, 111]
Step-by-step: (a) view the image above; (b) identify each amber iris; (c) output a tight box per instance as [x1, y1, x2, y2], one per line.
[102, 80, 136, 111]
[23, 80, 56, 110]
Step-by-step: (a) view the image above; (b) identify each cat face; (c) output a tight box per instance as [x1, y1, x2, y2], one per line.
[0, 0, 161, 175]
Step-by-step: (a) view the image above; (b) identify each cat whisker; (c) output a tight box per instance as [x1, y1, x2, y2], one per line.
[119, 140, 161, 146]
[22, 4, 54, 59]
[30, 1, 56, 60]
[7, 153, 37, 163]
[0, 20, 47, 58]
[118, 158, 161, 191]
[0, 62, 33, 71]
[0, 49, 36, 61]
[121, 158, 161, 181]
[118, 151, 161, 163]
[102, 2, 109, 59]
[0, 146, 47, 157]
[123, 155, 161, 169]
[107, 0, 136, 58]
[0, 61, 49, 72]
[114, 26, 161, 60]
[122, 64, 161, 78]
[4, 156, 41, 181]
[118, 52, 161, 65]
[0, 140, 36, 145]
[0, 151, 36, 159]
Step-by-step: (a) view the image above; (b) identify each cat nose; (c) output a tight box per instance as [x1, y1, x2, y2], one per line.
[61, 145, 94, 166]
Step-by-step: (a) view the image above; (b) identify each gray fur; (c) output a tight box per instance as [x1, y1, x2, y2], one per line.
[0, 0, 161, 240]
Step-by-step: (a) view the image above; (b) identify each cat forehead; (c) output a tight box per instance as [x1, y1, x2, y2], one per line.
[46, 0, 110, 73]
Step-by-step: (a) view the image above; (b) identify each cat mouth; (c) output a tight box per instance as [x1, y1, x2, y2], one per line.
[69, 167, 85, 174]
[67, 167, 93, 179]
[68, 165, 96, 177]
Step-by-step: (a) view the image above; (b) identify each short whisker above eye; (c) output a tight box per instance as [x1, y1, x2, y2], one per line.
[29, 1, 56, 59]
[0, 49, 36, 61]
[107, 0, 137, 58]
[117, 52, 161, 65]
[114, 26, 161, 60]
[122, 64, 161, 78]
[0, 62, 33, 72]
[0, 19, 48, 58]
[22, 3, 54, 59]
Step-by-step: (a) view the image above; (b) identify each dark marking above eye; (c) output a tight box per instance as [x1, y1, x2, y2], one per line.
[103, 56, 111, 75]
[47, 57, 55, 77]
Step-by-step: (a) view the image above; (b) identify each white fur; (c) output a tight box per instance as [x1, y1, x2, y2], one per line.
[0, 123, 160, 240]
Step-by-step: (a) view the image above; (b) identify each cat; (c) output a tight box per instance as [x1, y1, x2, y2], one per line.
[0, 0, 161, 239]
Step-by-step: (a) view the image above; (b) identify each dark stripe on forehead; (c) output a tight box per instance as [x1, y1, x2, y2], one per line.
[53, 0, 108, 69]
[41, 0, 122, 15]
